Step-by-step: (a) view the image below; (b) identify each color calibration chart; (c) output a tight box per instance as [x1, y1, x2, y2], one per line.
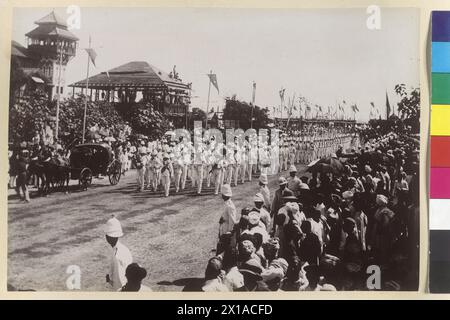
[429, 11, 450, 293]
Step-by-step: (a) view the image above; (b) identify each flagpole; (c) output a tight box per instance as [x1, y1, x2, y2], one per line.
[55, 39, 63, 141]
[206, 70, 212, 129]
[82, 37, 91, 144]
[280, 91, 283, 121]
[250, 81, 256, 129]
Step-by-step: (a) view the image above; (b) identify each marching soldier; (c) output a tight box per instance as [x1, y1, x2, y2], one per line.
[147, 151, 162, 191]
[210, 146, 226, 195]
[135, 142, 147, 192]
[296, 137, 302, 164]
[241, 141, 249, 183]
[161, 154, 173, 197]
[172, 153, 185, 193]
[232, 146, 241, 187]
[248, 137, 258, 180]
[288, 142, 296, 166]
[224, 143, 235, 186]
[193, 143, 206, 194]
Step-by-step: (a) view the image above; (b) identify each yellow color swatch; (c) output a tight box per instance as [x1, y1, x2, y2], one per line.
[431, 105, 450, 136]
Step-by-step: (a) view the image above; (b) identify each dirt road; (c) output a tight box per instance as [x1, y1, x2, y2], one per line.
[8, 166, 304, 291]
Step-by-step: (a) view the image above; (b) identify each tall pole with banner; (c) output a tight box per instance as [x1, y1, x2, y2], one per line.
[250, 81, 256, 128]
[206, 71, 219, 129]
[206, 70, 212, 129]
[82, 37, 92, 143]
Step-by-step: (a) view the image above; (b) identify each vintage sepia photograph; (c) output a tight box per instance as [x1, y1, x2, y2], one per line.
[7, 6, 420, 292]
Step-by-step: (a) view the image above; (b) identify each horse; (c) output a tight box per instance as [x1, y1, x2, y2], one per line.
[42, 159, 71, 194]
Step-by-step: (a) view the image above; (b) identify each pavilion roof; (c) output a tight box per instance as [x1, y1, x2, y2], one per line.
[69, 61, 191, 91]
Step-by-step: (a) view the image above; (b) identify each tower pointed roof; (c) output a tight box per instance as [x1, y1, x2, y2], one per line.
[35, 11, 67, 27]
[25, 11, 78, 41]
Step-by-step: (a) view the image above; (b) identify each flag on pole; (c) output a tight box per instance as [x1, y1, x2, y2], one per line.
[208, 73, 219, 93]
[279, 88, 285, 100]
[251, 81, 256, 105]
[85, 48, 97, 67]
[386, 91, 391, 119]
[351, 104, 359, 113]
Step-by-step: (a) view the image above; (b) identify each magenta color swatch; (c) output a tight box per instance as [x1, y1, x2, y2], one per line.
[431, 168, 450, 199]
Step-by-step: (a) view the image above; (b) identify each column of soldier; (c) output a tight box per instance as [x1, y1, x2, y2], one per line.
[125, 129, 355, 198]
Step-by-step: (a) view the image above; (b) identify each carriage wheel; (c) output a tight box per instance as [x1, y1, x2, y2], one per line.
[108, 160, 121, 185]
[79, 168, 93, 190]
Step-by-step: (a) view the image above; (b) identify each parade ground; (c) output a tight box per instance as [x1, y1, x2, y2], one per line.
[8, 166, 305, 291]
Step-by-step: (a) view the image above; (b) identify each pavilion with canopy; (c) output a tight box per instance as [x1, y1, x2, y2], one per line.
[69, 61, 192, 126]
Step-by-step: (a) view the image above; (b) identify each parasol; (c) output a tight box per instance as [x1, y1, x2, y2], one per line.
[307, 156, 344, 175]
[104, 136, 116, 142]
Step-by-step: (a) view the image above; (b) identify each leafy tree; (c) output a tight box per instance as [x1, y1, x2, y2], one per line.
[9, 90, 55, 144]
[9, 58, 28, 104]
[58, 94, 126, 146]
[223, 97, 270, 130]
[395, 84, 420, 133]
[117, 101, 174, 140]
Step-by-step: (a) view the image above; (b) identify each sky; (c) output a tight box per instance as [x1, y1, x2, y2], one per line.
[11, 7, 420, 122]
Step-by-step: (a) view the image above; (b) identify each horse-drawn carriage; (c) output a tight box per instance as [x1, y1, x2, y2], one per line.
[30, 143, 121, 194]
[70, 143, 122, 189]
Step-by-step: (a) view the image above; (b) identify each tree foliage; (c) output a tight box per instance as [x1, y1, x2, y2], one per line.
[58, 94, 127, 146]
[9, 90, 54, 144]
[9, 92, 174, 146]
[223, 97, 271, 130]
[9, 58, 28, 104]
[395, 84, 420, 133]
[117, 101, 174, 140]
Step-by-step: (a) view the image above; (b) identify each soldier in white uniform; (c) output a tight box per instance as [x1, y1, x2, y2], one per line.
[232, 147, 241, 187]
[296, 137, 302, 164]
[172, 155, 185, 193]
[288, 142, 296, 166]
[180, 141, 191, 190]
[210, 157, 225, 195]
[193, 144, 206, 194]
[248, 138, 258, 181]
[147, 151, 162, 191]
[224, 144, 235, 186]
[241, 142, 249, 183]
[105, 216, 133, 291]
[161, 154, 173, 197]
[135, 142, 147, 192]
